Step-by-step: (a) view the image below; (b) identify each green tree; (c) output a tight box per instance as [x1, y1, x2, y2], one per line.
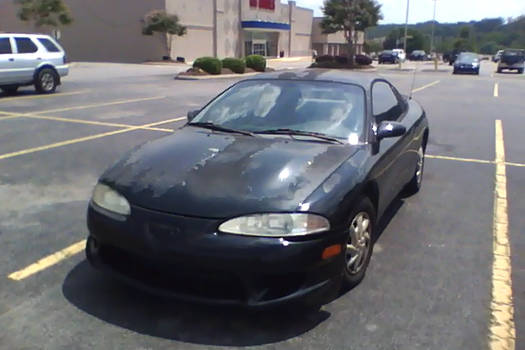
[321, 0, 382, 65]
[15, 0, 73, 28]
[142, 10, 187, 60]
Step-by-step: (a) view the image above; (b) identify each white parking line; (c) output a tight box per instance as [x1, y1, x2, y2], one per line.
[494, 82, 499, 98]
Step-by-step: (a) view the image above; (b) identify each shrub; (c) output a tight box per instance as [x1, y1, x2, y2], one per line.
[245, 55, 266, 72]
[315, 55, 335, 63]
[193, 57, 222, 75]
[355, 54, 372, 65]
[335, 55, 349, 64]
[222, 57, 246, 74]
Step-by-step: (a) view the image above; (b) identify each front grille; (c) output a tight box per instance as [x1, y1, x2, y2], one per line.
[99, 245, 246, 301]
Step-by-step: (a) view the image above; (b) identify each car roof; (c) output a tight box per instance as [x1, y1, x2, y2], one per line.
[247, 69, 383, 90]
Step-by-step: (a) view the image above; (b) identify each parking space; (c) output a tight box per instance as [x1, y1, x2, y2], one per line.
[0, 62, 523, 349]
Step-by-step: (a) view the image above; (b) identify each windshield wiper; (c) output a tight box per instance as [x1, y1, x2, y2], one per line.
[255, 128, 344, 144]
[188, 122, 254, 136]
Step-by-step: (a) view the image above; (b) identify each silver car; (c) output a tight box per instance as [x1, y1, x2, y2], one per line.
[0, 33, 69, 94]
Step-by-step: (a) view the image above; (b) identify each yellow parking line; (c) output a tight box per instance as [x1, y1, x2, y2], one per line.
[0, 90, 88, 103]
[35, 95, 166, 114]
[494, 83, 499, 98]
[425, 154, 493, 165]
[488, 120, 515, 350]
[505, 161, 525, 168]
[0, 111, 174, 132]
[0, 117, 184, 161]
[412, 80, 440, 93]
[8, 240, 86, 281]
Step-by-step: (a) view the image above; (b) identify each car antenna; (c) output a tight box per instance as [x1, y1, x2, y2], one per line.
[409, 64, 417, 100]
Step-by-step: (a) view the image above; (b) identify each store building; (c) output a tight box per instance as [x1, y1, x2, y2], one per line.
[167, 0, 313, 61]
[311, 17, 364, 57]
[0, 0, 361, 63]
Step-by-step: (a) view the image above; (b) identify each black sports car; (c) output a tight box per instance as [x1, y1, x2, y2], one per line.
[453, 52, 480, 75]
[86, 70, 429, 308]
[378, 50, 398, 64]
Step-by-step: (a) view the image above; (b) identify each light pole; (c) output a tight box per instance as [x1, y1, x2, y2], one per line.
[403, 0, 410, 54]
[430, 0, 437, 54]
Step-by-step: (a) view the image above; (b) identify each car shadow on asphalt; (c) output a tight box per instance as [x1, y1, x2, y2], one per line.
[62, 261, 330, 346]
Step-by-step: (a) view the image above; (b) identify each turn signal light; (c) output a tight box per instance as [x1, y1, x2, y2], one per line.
[322, 244, 342, 260]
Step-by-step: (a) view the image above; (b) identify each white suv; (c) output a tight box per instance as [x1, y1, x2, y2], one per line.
[0, 33, 69, 94]
[392, 49, 406, 62]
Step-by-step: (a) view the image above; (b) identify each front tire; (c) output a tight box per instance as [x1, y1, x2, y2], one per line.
[342, 197, 376, 289]
[405, 145, 425, 195]
[35, 68, 58, 94]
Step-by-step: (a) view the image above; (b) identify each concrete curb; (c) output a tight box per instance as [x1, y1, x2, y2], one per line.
[175, 72, 261, 80]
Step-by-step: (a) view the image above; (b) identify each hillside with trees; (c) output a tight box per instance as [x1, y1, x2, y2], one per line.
[366, 16, 525, 54]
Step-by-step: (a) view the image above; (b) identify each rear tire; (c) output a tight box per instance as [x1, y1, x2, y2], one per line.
[1, 86, 18, 95]
[341, 197, 376, 289]
[497, 68, 502, 73]
[35, 68, 58, 94]
[518, 68, 524, 74]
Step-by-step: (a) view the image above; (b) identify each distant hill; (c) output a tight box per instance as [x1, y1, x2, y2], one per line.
[365, 16, 525, 53]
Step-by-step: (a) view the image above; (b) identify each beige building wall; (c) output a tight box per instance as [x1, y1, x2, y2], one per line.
[167, 0, 215, 61]
[216, 0, 241, 58]
[290, 4, 313, 57]
[0, 0, 166, 63]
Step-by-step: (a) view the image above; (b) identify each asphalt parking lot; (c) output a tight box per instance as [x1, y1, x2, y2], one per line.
[0, 60, 523, 350]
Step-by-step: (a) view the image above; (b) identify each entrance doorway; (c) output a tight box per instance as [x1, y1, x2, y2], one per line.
[252, 40, 267, 56]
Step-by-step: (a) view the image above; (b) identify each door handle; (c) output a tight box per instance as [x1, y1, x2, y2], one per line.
[37, 57, 42, 60]
[8, 58, 14, 62]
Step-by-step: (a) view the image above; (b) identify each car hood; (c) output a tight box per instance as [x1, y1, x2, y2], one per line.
[101, 127, 359, 218]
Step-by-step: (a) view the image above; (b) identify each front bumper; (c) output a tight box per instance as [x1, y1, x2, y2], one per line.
[454, 65, 479, 73]
[86, 204, 346, 307]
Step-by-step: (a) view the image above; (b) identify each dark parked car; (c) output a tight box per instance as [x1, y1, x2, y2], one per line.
[355, 54, 372, 65]
[497, 49, 525, 74]
[409, 50, 427, 61]
[378, 50, 398, 64]
[453, 52, 480, 75]
[86, 70, 429, 308]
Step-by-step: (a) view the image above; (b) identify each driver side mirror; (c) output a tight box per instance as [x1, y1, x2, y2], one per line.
[376, 121, 406, 140]
[187, 110, 199, 122]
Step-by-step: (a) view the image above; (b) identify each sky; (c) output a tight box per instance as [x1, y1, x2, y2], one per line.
[294, 0, 525, 24]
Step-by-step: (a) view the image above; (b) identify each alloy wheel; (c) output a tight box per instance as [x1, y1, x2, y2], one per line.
[416, 146, 424, 186]
[41, 73, 55, 92]
[345, 212, 371, 275]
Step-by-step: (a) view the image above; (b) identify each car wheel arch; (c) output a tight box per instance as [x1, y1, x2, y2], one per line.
[33, 64, 59, 82]
[423, 129, 429, 151]
[361, 182, 379, 216]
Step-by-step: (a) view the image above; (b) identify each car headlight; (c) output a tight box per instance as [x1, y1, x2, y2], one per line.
[218, 213, 330, 237]
[92, 183, 131, 216]
[472, 62, 479, 67]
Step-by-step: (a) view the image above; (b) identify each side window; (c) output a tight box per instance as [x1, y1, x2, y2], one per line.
[0, 38, 12, 54]
[38, 38, 60, 52]
[372, 82, 402, 123]
[14, 37, 38, 54]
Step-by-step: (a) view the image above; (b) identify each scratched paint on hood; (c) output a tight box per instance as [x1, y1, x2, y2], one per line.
[102, 127, 358, 218]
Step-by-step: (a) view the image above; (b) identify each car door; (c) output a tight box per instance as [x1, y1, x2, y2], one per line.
[12, 37, 41, 83]
[369, 81, 411, 214]
[0, 36, 18, 85]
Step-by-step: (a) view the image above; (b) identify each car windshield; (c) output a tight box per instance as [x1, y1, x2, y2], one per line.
[191, 80, 366, 142]
[382, 50, 393, 54]
[458, 53, 478, 63]
[503, 50, 524, 57]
